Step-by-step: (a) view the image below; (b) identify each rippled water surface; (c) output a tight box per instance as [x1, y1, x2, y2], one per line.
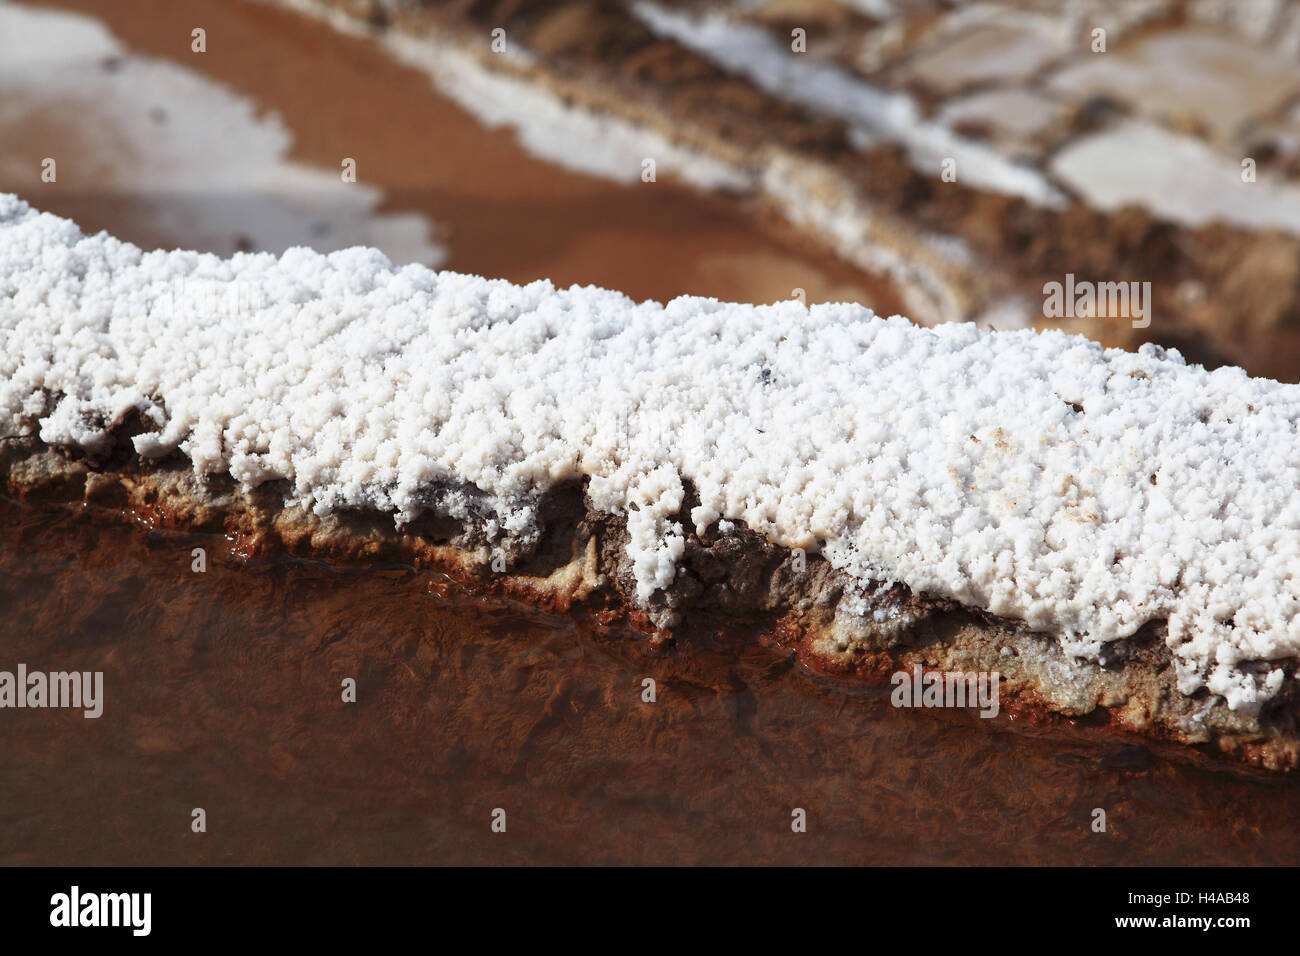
[1, 498, 1297, 865]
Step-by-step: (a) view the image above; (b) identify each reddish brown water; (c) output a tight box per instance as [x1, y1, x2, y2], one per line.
[1, 496, 1298, 865]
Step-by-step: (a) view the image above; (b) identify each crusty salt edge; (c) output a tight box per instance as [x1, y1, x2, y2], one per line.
[2, 193, 1299, 718]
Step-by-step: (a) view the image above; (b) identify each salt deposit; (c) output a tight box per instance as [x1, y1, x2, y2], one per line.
[2, 195, 1297, 714]
[1051, 120, 1300, 234]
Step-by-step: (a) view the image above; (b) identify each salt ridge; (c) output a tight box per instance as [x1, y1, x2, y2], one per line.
[2, 194, 1297, 713]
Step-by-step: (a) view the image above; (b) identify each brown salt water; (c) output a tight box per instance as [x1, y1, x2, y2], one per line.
[1, 496, 1298, 866]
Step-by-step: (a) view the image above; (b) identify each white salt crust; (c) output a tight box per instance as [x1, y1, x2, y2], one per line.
[2, 195, 1297, 713]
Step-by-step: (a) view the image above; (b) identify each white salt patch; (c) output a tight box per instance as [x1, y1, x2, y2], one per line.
[631, 1, 1067, 208]
[0, 0, 113, 64]
[974, 296, 1036, 332]
[0, 1, 443, 264]
[1051, 120, 1300, 234]
[839, 0, 895, 17]
[1046, 29, 1300, 143]
[937, 89, 1067, 141]
[3, 195, 1298, 715]
[902, 22, 1063, 94]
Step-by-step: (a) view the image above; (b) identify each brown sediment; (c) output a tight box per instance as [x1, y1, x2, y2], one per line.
[6, 431, 1298, 774]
